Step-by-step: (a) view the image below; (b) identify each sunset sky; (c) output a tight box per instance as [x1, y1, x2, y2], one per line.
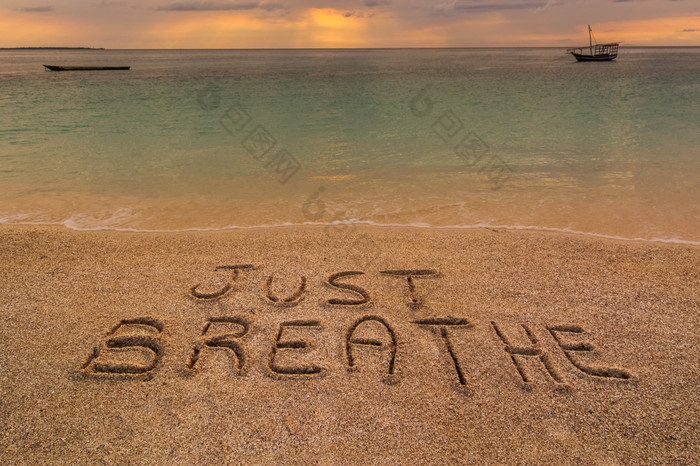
[2, 0, 699, 48]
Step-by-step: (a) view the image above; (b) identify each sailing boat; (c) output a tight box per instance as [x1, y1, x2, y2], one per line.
[567, 25, 619, 62]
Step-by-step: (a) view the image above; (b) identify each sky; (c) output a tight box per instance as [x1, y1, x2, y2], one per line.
[1, 0, 699, 48]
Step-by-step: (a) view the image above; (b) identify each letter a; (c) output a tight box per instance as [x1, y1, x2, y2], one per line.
[346, 315, 397, 376]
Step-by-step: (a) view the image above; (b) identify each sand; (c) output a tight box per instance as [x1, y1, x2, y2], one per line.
[0, 224, 698, 464]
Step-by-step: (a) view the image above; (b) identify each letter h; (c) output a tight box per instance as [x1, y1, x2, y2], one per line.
[491, 321, 565, 386]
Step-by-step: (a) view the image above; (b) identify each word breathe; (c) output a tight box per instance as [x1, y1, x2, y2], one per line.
[81, 266, 634, 391]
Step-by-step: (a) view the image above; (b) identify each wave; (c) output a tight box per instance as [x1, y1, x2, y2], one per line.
[2, 215, 698, 246]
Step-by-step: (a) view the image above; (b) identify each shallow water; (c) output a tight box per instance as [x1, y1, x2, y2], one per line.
[1, 48, 698, 243]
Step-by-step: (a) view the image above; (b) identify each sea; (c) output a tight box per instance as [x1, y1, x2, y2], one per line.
[1, 48, 698, 244]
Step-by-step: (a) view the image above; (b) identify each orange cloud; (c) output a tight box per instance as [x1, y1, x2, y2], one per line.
[142, 8, 375, 49]
[303, 8, 370, 48]
[599, 16, 700, 45]
[400, 13, 700, 48]
[144, 12, 286, 48]
[387, 11, 522, 48]
[0, 9, 94, 47]
[2, 4, 698, 49]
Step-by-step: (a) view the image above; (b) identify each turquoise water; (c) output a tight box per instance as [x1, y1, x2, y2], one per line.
[1, 48, 698, 243]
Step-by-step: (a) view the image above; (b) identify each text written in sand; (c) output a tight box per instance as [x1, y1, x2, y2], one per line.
[80, 266, 634, 391]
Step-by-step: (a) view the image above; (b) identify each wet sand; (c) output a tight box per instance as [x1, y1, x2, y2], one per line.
[0, 225, 698, 464]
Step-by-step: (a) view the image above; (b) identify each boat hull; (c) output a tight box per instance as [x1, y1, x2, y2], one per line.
[43, 65, 130, 71]
[571, 53, 616, 62]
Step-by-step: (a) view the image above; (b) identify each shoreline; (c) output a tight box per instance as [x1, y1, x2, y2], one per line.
[3, 221, 699, 246]
[1, 224, 698, 463]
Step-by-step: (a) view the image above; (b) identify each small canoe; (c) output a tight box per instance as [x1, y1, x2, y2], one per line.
[43, 65, 130, 71]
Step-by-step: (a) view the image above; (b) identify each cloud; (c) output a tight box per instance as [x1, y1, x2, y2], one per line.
[19, 6, 54, 12]
[157, 1, 282, 11]
[343, 10, 376, 18]
[3, 0, 699, 48]
[538, 0, 557, 10]
[1, 8, 96, 47]
[453, 2, 550, 13]
[425, 0, 552, 16]
[96, 1, 127, 6]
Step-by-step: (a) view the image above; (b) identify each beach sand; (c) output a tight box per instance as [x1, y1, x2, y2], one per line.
[0, 225, 698, 464]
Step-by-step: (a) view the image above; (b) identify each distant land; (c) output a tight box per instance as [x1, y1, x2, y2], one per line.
[0, 47, 105, 50]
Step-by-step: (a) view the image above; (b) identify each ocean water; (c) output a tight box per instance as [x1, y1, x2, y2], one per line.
[1, 48, 698, 243]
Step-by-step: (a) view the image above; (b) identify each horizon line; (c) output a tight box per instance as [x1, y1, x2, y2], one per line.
[3, 45, 700, 51]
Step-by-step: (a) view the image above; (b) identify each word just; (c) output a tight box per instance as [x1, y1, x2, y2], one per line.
[188, 265, 439, 307]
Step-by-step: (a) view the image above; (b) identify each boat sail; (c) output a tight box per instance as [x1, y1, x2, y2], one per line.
[567, 25, 619, 62]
